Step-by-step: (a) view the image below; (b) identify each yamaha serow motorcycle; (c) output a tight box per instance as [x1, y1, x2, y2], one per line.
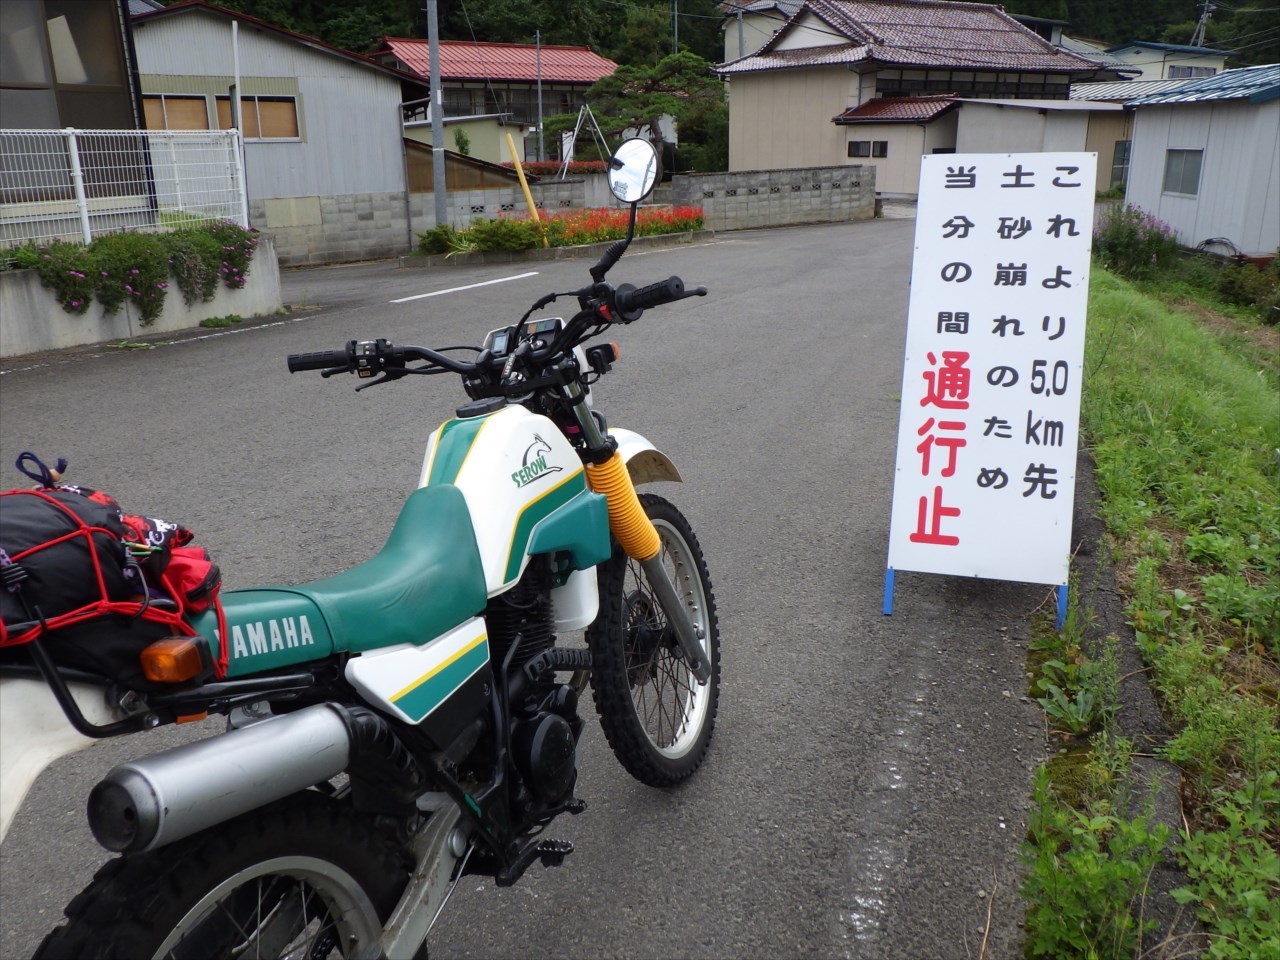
[1, 138, 720, 959]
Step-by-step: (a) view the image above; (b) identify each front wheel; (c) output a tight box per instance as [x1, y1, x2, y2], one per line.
[587, 493, 720, 787]
[34, 791, 409, 960]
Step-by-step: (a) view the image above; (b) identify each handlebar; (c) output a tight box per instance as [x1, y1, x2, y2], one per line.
[287, 348, 351, 373]
[286, 274, 707, 388]
[613, 276, 707, 323]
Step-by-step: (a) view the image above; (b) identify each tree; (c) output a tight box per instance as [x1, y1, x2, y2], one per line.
[164, 0, 418, 53]
[545, 51, 727, 171]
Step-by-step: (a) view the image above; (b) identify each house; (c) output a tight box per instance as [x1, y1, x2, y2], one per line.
[720, 0, 802, 62]
[370, 38, 617, 164]
[0, 0, 251, 248]
[1104, 41, 1231, 81]
[716, 0, 1110, 192]
[1068, 78, 1200, 190]
[831, 96, 1121, 194]
[1125, 64, 1280, 258]
[131, 0, 430, 265]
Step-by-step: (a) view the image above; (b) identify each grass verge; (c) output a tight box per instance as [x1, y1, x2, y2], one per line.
[1022, 268, 1280, 959]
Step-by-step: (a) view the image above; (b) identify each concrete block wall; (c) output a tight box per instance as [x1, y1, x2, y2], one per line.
[408, 178, 592, 240]
[670, 166, 877, 231]
[251, 192, 413, 267]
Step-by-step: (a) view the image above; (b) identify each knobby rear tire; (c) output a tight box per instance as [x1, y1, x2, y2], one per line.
[587, 493, 721, 787]
[33, 790, 409, 960]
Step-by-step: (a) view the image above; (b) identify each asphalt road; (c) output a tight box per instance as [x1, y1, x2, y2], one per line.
[0, 219, 1051, 959]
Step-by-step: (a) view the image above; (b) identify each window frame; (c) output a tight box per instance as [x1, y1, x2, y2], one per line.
[1161, 148, 1203, 197]
[215, 94, 301, 141]
[847, 140, 870, 158]
[1110, 140, 1131, 188]
[142, 93, 211, 130]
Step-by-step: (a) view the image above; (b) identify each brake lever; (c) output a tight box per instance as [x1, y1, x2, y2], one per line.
[353, 367, 411, 391]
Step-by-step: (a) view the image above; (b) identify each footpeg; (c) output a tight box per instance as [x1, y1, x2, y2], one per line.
[536, 839, 573, 868]
[565, 798, 587, 815]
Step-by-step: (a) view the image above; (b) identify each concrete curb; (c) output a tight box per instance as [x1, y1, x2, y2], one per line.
[397, 230, 717, 269]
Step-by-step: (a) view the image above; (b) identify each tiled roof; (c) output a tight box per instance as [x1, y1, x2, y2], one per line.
[717, 0, 1107, 75]
[832, 93, 1120, 124]
[1126, 64, 1280, 105]
[377, 38, 617, 84]
[724, 0, 803, 14]
[832, 94, 957, 122]
[1069, 78, 1195, 101]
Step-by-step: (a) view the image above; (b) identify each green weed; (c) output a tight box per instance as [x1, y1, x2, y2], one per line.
[198, 314, 244, 328]
[1022, 769, 1169, 959]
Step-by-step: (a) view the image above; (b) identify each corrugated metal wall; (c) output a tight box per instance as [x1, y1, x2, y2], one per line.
[1128, 100, 1280, 256]
[134, 11, 405, 200]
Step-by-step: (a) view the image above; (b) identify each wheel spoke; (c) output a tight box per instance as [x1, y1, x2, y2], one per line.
[590, 496, 717, 783]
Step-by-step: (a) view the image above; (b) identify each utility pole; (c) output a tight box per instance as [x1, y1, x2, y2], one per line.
[1191, 0, 1216, 48]
[672, 1, 678, 55]
[536, 30, 544, 162]
[426, 0, 447, 227]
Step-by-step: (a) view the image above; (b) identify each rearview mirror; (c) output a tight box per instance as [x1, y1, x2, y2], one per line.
[608, 138, 659, 204]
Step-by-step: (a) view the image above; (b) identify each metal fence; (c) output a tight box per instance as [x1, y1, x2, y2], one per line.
[0, 128, 248, 248]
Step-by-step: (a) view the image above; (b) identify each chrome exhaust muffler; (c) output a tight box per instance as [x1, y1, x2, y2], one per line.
[88, 703, 351, 854]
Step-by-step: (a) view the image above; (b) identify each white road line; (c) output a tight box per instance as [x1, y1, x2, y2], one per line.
[389, 271, 539, 304]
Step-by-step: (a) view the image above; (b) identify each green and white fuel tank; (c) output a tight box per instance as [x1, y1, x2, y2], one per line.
[418, 404, 610, 596]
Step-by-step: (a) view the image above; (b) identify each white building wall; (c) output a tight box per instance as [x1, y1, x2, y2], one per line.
[775, 12, 849, 50]
[954, 103, 1089, 154]
[723, 12, 788, 62]
[134, 11, 405, 201]
[1107, 47, 1227, 81]
[1127, 100, 1280, 256]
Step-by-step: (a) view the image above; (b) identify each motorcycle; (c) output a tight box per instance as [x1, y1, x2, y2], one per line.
[0, 138, 721, 959]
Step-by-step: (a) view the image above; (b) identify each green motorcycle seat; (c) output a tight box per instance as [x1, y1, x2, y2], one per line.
[292, 483, 488, 653]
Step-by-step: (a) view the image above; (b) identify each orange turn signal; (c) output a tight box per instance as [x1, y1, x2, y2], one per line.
[611, 341, 621, 361]
[140, 637, 207, 683]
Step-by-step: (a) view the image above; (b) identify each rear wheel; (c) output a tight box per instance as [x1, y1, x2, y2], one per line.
[587, 493, 720, 787]
[34, 791, 408, 960]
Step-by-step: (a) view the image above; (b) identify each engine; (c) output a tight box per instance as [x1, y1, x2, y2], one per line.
[485, 557, 583, 817]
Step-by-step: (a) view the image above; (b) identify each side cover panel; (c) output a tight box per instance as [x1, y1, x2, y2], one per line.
[419, 407, 610, 594]
[345, 616, 489, 725]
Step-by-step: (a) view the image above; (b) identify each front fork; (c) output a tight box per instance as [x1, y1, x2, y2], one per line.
[561, 380, 712, 684]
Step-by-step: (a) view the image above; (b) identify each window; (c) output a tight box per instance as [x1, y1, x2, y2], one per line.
[143, 94, 209, 130]
[1110, 140, 1131, 188]
[0, 0, 135, 129]
[1162, 148, 1203, 196]
[1168, 66, 1215, 79]
[216, 95, 299, 139]
[848, 140, 888, 158]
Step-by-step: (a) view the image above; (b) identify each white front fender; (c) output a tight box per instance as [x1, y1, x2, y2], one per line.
[0, 678, 120, 844]
[608, 428, 682, 485]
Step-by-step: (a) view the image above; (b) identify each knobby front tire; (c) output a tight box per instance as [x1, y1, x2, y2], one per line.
[587, 493, 721, 787]
[34, 791, 409, 960]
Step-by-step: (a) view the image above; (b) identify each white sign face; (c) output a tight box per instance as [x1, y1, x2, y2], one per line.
[886, 152, 1096, 587]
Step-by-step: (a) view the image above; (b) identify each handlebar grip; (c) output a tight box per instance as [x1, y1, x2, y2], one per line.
[614, 276, 685, 320]
[287, 349, 350, 373]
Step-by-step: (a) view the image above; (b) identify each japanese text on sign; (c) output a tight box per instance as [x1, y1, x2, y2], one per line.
[886, 153, 1096, 586]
